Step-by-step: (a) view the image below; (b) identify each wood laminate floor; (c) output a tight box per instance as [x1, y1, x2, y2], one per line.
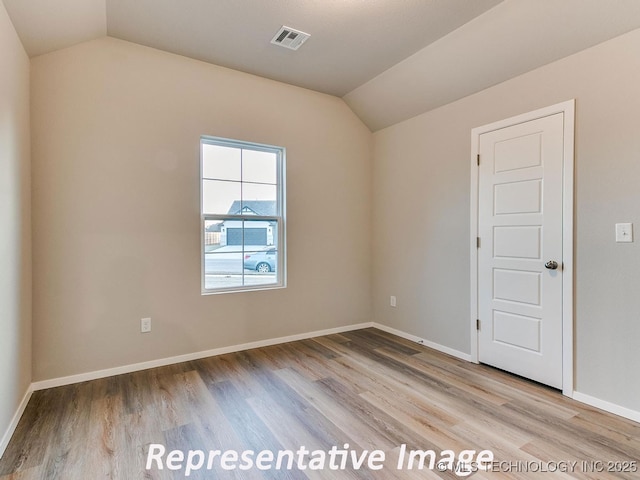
[1, 328, 639, 479]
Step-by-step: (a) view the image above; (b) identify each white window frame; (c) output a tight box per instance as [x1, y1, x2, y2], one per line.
[200, 136, 286, 294]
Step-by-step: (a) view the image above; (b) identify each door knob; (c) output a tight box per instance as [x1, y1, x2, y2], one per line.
[545, 260, 558, 270]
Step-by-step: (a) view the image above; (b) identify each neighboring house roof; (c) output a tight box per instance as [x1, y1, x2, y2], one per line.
[226, 200, 277, 216]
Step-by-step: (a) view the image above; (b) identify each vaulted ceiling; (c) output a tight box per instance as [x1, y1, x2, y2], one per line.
[5, 0, 640, 130]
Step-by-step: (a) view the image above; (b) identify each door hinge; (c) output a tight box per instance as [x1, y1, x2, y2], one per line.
[477, 237, 481, 248]
[476, 319, 481, 330]
[477, 154, 480, 166]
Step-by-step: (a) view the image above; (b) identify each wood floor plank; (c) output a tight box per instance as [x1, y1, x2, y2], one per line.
[341, 329, 423, 356]
[148, 369, 191, 432]
[178, 371, 263, 480]
[329, 349, 473, 445]
[207, 379, 308, 480]
[503, 399, 640, 462]
[73, 382, 126, 479]
[520, 440, 621, 480]
[314, 338, 470, 425]
[571, 406, 640, 438]
[413, 351, 582, 420]
[274, 367, 398, 452]
[375, 346, 511, 407]
[265, 343, 335, 382]
[241, 349, 366, 452]
[1, 327, 638, 479]
[316, 336, 505, 427]
[246, 395, 371, 480]
[0, 389, 58, 474]
[0, 465, 44, 480]
[38, 382, 93, 480]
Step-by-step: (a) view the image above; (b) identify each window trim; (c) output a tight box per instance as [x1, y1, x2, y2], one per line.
[200, 135, 286, 295]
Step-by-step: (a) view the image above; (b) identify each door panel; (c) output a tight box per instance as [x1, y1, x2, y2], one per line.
[478, 112, 564, 389]
[493, 132, 542, 172]
[494, 179, 541, 214]
[493, 226, 541, 259]
[493, 311, 540, 352]
[493, 269, 541, 305]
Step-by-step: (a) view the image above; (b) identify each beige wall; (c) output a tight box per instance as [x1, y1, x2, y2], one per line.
[16, 11, 640, 420]
[31, 37, 372, 381]
[0, 0, 31, 446]
[373, 28, 640, 412]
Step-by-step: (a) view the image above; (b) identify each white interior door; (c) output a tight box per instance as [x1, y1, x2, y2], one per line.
[477, 112, 564, 389]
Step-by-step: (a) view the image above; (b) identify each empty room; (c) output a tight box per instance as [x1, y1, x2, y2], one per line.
[1, 0, 639, 478]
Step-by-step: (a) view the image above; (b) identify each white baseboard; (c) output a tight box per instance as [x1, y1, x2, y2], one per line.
[31, 322, 375, 391]
[1, 323, 468, 459]
[0, 385, 33, 460]
[373, 324, 640, 424]
[372, 322, 473, 362]
[13, 321, 638, 459]
[572, 391, 640, 424]
[32, 321, 475, 392]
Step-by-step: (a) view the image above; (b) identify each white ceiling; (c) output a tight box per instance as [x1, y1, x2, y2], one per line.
[4, 0, 640, 131]
[105, 0, 502, 97]
[346, 0, 640, 130]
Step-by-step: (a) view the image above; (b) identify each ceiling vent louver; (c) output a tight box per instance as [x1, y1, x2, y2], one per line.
[270, 26, 310, 51]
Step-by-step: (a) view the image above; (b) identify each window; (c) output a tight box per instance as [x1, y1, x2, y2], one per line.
[201, 136, 286, 293]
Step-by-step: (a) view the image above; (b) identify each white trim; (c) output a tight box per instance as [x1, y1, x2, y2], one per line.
[0, 385, 33, 459]
[572, 391, 640, 424]
[469, 99, 575, 395]
[6, 320, 640, 456]
[31, 322, 374, 391]
[199, 135, 287, 295]
[470, 131, 480, 364]
[32, 322, 475, 392]
[372, 323, 472, 362]
[560, 100, 575, 397]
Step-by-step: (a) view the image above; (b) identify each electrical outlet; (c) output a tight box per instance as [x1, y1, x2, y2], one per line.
[390, 296, 397, 307]
[141, 317, 151, 333]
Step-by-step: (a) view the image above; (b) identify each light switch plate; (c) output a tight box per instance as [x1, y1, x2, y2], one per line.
[615, 223, 633, 243]
[141, 317, 152, 333]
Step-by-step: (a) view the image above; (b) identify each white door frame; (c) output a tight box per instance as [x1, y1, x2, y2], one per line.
[470, 100, 575, 396]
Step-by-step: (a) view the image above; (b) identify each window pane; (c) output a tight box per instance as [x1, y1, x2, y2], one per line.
[243, 219, 278, 286]
[202, 179, 241, 215]
[245, 264, 277, 286]
[204, 220, 224, 252]
[242, 150, 277, 184]
[242, 184, 277, 215]
[203, 252, 244, 290]
[240, 218, 276, 248]
[202, 144, 241, 181]
[201, 136, 284, 293]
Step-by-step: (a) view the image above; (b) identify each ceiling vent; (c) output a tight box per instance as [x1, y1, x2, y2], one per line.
[270, 26, 310, 51]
